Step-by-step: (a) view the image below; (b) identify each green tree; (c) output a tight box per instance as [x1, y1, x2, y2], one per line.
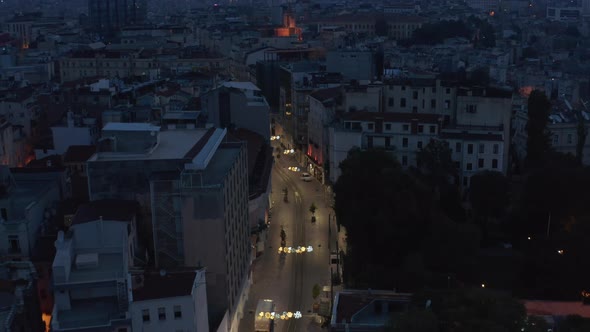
[526, 90, 552, 168]
[469, 171, 509, 219]
[312, 284, 321, 300]
[576, 112, 588, 165]
[334, 148, 433, 289]
[414, 288, 527, 332]
[387, 309, 439, 332]
[416, 139, 456, 191]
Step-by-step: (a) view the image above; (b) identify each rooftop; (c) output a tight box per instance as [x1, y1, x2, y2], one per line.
[102, 122, 161, 132]
[58, 253, 125, 285]
[54, 296, 127, 330]
[71, 199, 138, 226]
[90, 129, 209, 161]
[222, 81, 260, 91]
[331, 290, 412, 326]
[132, 270, 201, 301]
[63, 145, 96, 163]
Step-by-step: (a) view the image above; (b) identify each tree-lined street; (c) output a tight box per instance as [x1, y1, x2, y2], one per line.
[239, 151, 336, 332]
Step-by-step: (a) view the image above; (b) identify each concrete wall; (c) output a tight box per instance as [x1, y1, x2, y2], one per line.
[51, 126, 93, 155]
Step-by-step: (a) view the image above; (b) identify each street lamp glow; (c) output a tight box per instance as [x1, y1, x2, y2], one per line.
[294, 311, 302, 319]
[307, 246, 313, 252]
[481, 283, 486, 288]
[557, 249, 564, 255]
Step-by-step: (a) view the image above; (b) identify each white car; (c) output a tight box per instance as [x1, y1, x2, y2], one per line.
[300, 173, 313, 182]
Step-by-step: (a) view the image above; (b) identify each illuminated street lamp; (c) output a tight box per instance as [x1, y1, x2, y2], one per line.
[481, 283, 486, 288]
[557, 249, 564, 255]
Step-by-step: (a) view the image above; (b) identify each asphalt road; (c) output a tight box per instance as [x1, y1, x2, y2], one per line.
[238, 154, 333, 332]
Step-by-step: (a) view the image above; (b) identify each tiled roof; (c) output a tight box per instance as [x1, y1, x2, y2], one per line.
[71, 199, 138, 225]
[132, 270, 199, 301]
[63, 145, 96, 163]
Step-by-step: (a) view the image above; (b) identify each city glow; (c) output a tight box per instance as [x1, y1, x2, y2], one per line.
[258, 311, 303, 320]
[278, 246, 314, 254]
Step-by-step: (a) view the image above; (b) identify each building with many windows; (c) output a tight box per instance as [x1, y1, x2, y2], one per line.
[86, 123, 251, 332]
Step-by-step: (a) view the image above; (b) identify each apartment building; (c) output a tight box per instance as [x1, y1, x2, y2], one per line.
[58, 48, 228, 83]
[0, 166, 63, 260]
[130, 269, 209, 332]
[50, 221, 132, 331]
[86, 123, 251, 332]
[307, 15, 424, 40]
[201, 81, 271, 141]
[0, 261, 45, 332]
[329, 112, 442, 182]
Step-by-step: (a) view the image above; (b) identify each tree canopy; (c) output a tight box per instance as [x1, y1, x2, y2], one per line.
[525, 90, 552, 168]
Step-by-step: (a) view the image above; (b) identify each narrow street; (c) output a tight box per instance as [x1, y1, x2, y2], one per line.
[239, 153, 336, 332]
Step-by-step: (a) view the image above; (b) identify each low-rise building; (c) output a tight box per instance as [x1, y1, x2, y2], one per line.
[0, 261, 45, 332]
[130, 269, 209, 332]
[330, 290, 411, 332]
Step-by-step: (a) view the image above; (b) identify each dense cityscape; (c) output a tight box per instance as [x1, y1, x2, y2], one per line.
[0, 0, 589, 331]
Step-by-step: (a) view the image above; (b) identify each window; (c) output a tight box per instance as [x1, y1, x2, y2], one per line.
[432, 87, 436, 93]
[429, 125, 436, 134]
[174, 305, 182, 319]
[492, 159, 498, 169]
[142, 309, 150, 322]
[478, 158, 484, 168]
[493, 144, 499, 154]
[553, 135, 559, 145]
[412, 106, 418, 113]
[479, 144, 485, 154]
[367, 123, 374, 130]
[467, 105, 477, 113]
[388, 98, 394, 107]
[402, 138, 408, 148]
[418, 125, 424, 133]
[467, 144, 473, 154]
[454, 161, 460, 169]
[403, 124, 409, 132]
[385, 123, 391, 130]
[8, 235, 20, 254]
[402, 155, 408, 166]
[444, 100, 450, 109]
[431, 99, 436, 108]
[446, 88, 451, 94]
[400, 98, 406, 107]
[455, 142, 462, 153]
[158, 307, 166, 320]
[402, 85, 406, 90]
[463, 176, 469, 186]
[385, 137, 391, 147]
[466, 163, 473, 171]
[417, 141, 423, 149]
[413, 91, 418, 99]
[567, 134, 573, 144]
[367, 136, 373, 148]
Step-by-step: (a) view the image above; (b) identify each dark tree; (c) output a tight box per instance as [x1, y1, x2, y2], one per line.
[413, 288, 527, 332]
[576, 112, 588, 165]
[387, 308, 439, 332]
[416, 139, 456, 191]
[526, 90, 552, 169]
[334, 148, 433, 289]
[469, 171, 509, 220]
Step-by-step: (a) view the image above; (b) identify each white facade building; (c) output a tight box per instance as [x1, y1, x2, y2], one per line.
[130, 269, 209, 332]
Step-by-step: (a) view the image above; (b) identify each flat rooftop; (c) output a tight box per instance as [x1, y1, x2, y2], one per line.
[90, 129, 208, 161]
[55, 296, 126, 330]
[61, 253, 125, 284]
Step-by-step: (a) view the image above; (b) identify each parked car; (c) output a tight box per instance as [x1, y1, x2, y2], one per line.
[300, 172, 313, 182]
